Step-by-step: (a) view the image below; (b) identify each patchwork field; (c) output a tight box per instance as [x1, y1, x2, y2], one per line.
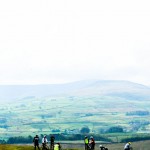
[0, 94, 150, 139]
[0, 80, 150, 140]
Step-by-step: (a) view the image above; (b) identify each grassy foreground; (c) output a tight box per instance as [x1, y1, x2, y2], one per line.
[0, 140, 150, 150]
[0, 144, 33, 150]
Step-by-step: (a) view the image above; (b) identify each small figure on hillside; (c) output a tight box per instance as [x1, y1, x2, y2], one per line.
[84, 136, 89, 150]
[33, 135, 40, 150]
[89, 136, 95, 150]
[42, 135, 48, 149]
[54, 142, 62, 150]
[124, 142, 132, 150]
[50, 134, 55, 150]
[99, 144, 108, 150]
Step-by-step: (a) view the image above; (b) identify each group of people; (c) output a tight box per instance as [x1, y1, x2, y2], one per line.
[84, 136, 95, 150]
[84, 135, 109, 150]
[84, 135, 132, 150]
[33, 134, 61, 150]
[33, 134, 132, 150]
[99, 142, 132, 150]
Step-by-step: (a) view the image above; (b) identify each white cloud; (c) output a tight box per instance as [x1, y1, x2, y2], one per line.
[0, 0, 150, 85]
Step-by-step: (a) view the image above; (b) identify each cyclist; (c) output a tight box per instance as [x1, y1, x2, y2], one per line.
[124, 142, 132, 150]
[42, 135, 48, 150]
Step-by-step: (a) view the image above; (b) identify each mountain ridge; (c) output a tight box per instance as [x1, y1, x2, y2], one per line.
[0, 80, 150, 101]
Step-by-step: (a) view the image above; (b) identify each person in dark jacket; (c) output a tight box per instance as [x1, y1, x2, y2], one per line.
[89, 136, 95, 150]
[33, 135, 40, 150]
[50, 135, 55, 150]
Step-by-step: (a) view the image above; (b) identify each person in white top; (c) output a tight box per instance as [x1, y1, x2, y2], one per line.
[124, 142, 131, 150]
[42, 135, 48, 149]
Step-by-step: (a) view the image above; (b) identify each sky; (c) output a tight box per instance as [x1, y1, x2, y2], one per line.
[0, 0, 150, 85]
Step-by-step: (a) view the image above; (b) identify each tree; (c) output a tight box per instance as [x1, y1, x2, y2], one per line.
[80, 126, 90, 134]
[106, 126, 124, 133]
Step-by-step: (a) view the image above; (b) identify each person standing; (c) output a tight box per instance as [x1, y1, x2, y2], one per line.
[89, 136, 95, 150]
[84, 136, 89, 150]
[50, 135, 55, 150]
[42, 135, 48, 149]
[33, 135, 40, 150]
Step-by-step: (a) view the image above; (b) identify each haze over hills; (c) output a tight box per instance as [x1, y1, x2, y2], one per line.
[0, 80, 150, 137]
[0, 80, 150, 101]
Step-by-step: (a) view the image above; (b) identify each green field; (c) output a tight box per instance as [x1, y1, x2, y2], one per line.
[0, 94, 150, 139]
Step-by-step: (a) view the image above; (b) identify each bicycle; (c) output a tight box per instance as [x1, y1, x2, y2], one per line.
[41, 143, 50, 150]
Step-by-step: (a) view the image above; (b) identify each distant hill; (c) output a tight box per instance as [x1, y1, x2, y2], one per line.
[0, 80, 150, 101]
[1, 80, 150, 137]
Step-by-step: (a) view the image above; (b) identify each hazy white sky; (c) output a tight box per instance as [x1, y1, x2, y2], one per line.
[0, 0, 150, 85]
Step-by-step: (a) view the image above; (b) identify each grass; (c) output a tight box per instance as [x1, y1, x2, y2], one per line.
[0, 144, 33, 150]
[0, 140, 150, 150]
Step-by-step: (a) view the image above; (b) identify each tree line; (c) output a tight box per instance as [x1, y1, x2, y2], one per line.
[0, 134, 112, 144]
[1, 133, 150, 144]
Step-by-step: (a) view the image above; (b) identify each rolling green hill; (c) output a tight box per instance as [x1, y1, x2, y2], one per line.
[0, 80, 150, 138]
